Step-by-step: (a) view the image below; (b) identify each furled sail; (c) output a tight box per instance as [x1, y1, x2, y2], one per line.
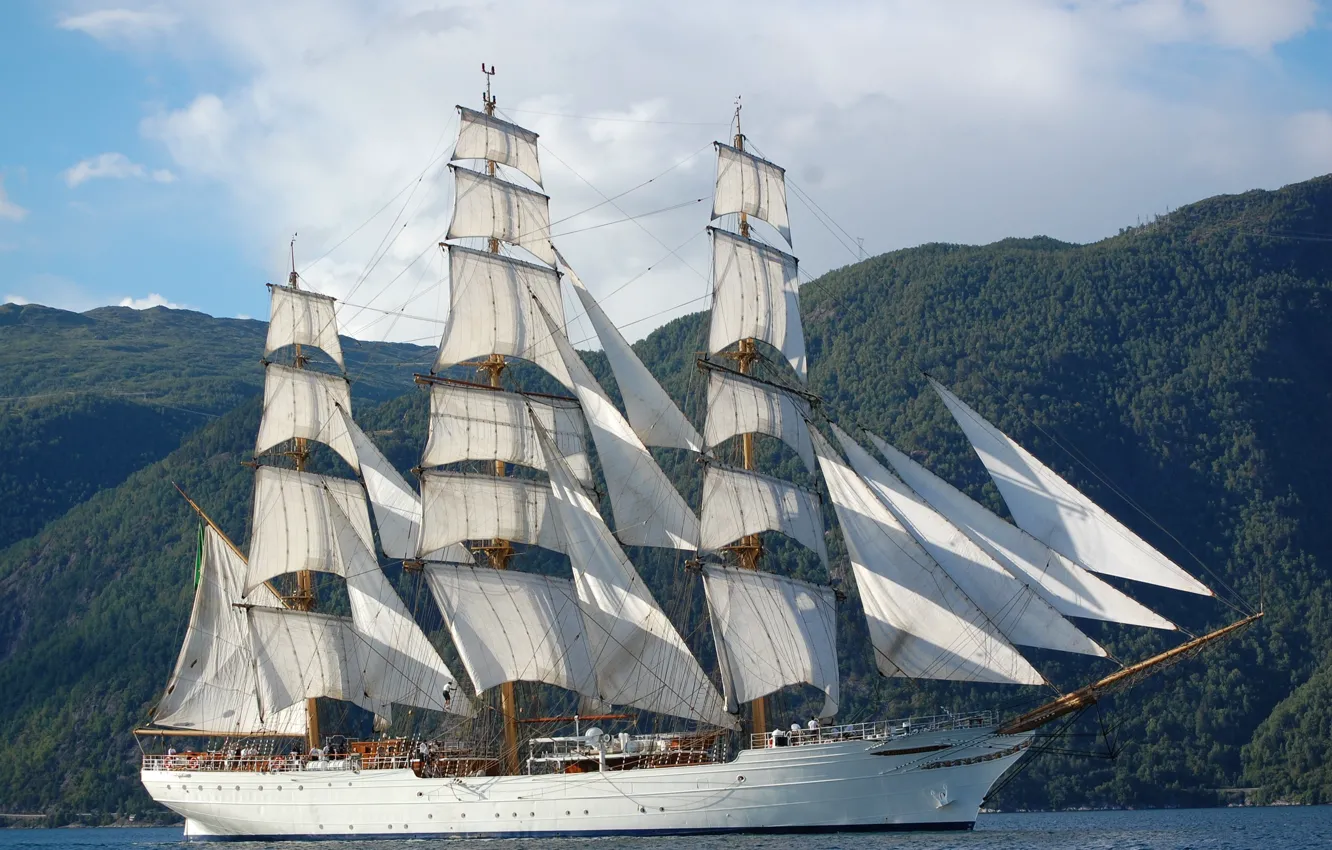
[154, 525, 306, 735]
[244, 466, 374, 594]
[537, 298, 700, 550]
[255, 363, 359, 471]
[335, 406, 421, 561]
[867, 432, 1175, 630]
[704, 367, 815, 473]
[453, 106, 542, 186]
[929, 379, 1211, 596]
[421, 380, 592, 486]
[557, 251, 703, 452]
[534, 417, 736, 729]
[248, 606, 387, 720]
[699, 464, 828, 567]
[264, 284, 344, 370]
[712, 142, 792, 245]
[701, 564, 839, 718]
[417, 470, 565, 556]
[332, 501, 469, 716]
[424, 564, 598, 697]
[829, 424, 1104, 657]
[447, 165, 556, 266]
[810, 427, 1043, 685]
[433, 245, 572, 388]
[708, 228, 806, 381]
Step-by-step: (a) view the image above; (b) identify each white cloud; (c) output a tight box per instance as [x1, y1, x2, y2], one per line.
[57, 8, 176, 40]
[3, 274, 102, 312]
[63, 152, 177, 188]
[4, 294, 31, 305]
[119, 293, 185, 309]
[116, 0, 1331, 345]
[0, 177, 28, 222]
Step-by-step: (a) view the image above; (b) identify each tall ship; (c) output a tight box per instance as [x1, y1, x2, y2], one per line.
[138, 74, 1259, 840]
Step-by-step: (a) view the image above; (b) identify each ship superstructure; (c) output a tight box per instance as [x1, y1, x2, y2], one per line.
[138, 79, 1258, 841]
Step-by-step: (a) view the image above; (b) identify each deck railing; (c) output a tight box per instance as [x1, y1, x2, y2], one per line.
[747, 711, 994, 751]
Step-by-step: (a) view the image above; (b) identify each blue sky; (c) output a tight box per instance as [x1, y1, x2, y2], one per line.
[1, 1, 1330, 343]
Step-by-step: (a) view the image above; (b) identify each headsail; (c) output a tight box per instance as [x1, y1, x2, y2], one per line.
[829, 423, 1104, 657]
[867, 431, 1176, 630]
[534, 413, 736, 728]
[929, 378, 1211, 596]
[810, 426, 1043, 685]
[557, 251, 703, 452]
[264, 284, 344, 369]
[335, 406, 422, 561]
[702, 564, 839, 718]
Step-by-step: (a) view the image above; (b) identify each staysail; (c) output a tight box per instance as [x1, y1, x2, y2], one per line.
[929, 378, 1211, 596]
[810, 426, 1043, 685]
[867, 431, 1176, 630]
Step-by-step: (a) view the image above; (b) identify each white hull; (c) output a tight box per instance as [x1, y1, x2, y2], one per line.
[143, 726, 1032, 840]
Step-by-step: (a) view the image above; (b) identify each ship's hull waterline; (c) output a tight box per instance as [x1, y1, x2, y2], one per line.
[143, 728, 1032, 841]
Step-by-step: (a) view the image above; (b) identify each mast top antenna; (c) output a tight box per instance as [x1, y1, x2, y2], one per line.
[482, 63, 497, 116]
[733, 96, 743, 150]
[288, 233, 298, 288]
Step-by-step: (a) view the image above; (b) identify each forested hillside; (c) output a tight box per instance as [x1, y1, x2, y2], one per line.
[0, 173, 1328, 820]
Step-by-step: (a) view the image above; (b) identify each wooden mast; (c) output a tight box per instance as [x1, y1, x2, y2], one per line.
[723, 101, 767, 739]
[283, 239, 322, 754]
[471, 64, 520, 776]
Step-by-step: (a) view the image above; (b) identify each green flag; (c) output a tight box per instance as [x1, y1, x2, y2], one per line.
[194, 523, 205, 588]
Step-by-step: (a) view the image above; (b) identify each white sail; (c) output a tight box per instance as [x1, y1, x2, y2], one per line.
[537, 297, 700, 550]
[424, 564, 598, 698]
[709, 228, 806, 381]
[255, 363, 359, 471]
[244, 466, 373, 594]
[558, 252, 703, 452]
[867, 432, 1175, 630]
[335, 406, 422, 561]
[702, 564, 839, 718]
[829, 424, 1104, 657]
[332, 501, 469, 717]
[930, 379, 1211, 596]
[248, 606, 387, 720]
[417, 470, 565, 556]
[713, 142, 791, 245]
[810, 427, 1042, 685]
[699, 465, 828, 567]
[447, 165, 556, 266]
[534, 417, 736, 729]
[421, 381, 592, 486]
[264, 284, 345, 370]
[154, 526, 306, 735]
[454, 106, 543, 186]
[705, 368, 815, 473]
[433, 245, 572, 388]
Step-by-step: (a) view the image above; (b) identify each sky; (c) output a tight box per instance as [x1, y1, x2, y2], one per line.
[0, 0, 1330, 348]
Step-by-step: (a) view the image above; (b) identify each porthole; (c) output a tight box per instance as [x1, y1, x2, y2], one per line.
[234, 786, 240, 791]
[216, 786, 221, 791]
[277, 786, 282, 792]
[417, 792, 423, 797]
[460, 813, 466, 819]
[428, 814, 433, 820]
[198, 785, 203, 791]
[387, 825, 393, 830]
[318, 825, 323, 830]
[529, 812, 534, 817]
[736, 775, 746, 783]
[639, 806, 646, 813]
[512, 812, 518, 818]
[659, 807, 665, 812]
[494, 813, 500, 819]
[565, 811, 570, 816]
[584, 809, 589, 815]
[298, 785, 303, 790]
[166, 785, 171, 790]
[258, 786, 264, 791]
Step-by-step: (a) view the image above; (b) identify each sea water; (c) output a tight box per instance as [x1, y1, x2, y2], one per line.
[0, 807, 1328, 849]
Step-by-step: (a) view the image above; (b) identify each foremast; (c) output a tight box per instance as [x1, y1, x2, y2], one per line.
[698, 101, 839, 732]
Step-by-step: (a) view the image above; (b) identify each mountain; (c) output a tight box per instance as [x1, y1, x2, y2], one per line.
[0, 172, 1329, 820]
